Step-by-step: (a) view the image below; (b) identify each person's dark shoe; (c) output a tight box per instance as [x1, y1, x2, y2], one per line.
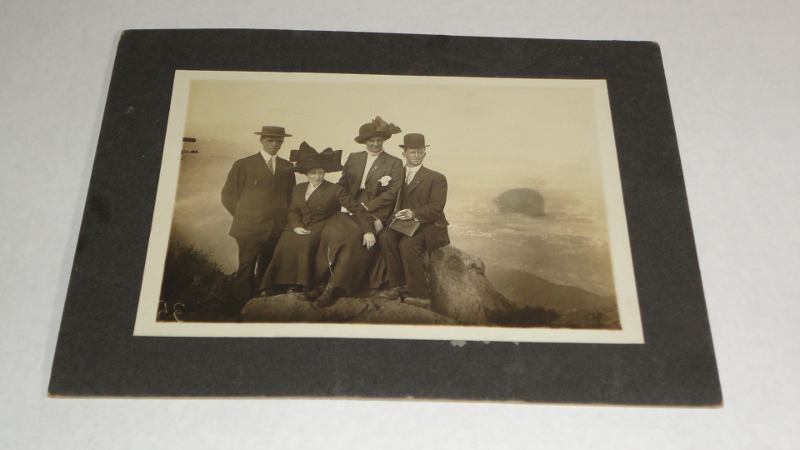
[303, 286, 322, 301]
[375, 285, 407, 299]
[314, 286, 342, 308]
[402, 296, 432, 309]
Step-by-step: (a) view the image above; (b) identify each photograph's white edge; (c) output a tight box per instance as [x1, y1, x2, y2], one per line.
[133, 70, 644, 344]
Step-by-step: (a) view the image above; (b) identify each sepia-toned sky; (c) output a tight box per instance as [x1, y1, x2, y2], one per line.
[183, 75, 604, 195]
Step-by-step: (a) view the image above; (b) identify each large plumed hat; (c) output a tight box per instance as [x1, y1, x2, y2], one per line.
[354, 116, 401, 144]
[290, 141, 344, 173]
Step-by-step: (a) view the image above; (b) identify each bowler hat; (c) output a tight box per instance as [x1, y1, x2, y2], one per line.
[290, 142, 343, 173]
[254, 125, 292, 137]
[399, 133, 430, 149]
[354, 116, 401, 144]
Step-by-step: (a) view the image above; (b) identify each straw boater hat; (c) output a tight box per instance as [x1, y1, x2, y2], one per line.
[254, 125, 292, 137]
[290, 142, 343, 173]
[354, 116, 402, 144]
[399, 133, 430, 149]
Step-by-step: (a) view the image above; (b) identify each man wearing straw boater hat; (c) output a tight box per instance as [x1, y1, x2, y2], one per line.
[221, 125, 297, 308]
[378, 132, 449, 300]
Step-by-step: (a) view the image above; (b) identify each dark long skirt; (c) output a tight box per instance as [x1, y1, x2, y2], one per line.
[259, 221, 325, 292]
[314, 213, 371, 295]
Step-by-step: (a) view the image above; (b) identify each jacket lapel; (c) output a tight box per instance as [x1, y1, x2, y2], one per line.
[352, 152, 368, 187]
[365, 151, 385, 185]
[405, 166, 427, 195]
[305, 180, 328, 206]
[258, 152, 275, 180]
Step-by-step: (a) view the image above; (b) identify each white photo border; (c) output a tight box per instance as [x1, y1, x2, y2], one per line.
[133, 70, 644, 344]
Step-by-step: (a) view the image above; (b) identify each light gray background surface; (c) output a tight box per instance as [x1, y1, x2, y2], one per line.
[1, 1, 798, 448]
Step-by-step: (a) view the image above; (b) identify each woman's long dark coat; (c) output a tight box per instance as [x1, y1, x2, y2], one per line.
[259, 180, 373, 293]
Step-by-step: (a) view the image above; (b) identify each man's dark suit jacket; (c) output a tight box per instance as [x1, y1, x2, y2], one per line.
[221, 153, 296, 239]
[398, 165, 450, 250]
[337, 151, 404, 224]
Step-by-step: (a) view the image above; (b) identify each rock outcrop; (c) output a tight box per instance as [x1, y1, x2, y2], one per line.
[429, 246, 516, 324]
[241, 245, 519, 325]
[239, 245, 617, 328]
[495, 188, 545, 216]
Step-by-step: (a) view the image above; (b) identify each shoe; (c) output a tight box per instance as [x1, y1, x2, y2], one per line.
[402, 296, 432, 309]
[314, 286, 341, 308]
[301, 289, 319, 302]
[376, 285, 407, 299]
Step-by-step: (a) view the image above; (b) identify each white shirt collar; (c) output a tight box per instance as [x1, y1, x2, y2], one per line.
[406, 164, 423, 174]
[260, 149, 275, 165]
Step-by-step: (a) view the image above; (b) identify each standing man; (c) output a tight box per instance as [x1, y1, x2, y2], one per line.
[338, 116, 404, 238]
[221, 125, 296, 308]
[378, 133, 450, 300]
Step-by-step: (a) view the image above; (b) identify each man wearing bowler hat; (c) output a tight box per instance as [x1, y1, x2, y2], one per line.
[221, 125, 297, 308]
[378, 133, 450, 300]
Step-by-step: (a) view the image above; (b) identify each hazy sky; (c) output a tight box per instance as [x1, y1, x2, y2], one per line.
[182, 74, 607, 194]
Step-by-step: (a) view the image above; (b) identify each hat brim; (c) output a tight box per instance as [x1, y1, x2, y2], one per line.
[354, 131, 391, 144]
[254, 132, 293, 137]
[399, 144, 430, 149]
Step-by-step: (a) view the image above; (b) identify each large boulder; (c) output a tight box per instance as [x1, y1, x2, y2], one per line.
[495, 188, 545, 216]
[429, 246, 517, 324]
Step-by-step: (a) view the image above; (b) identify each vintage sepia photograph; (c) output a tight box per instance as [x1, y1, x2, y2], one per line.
[133, 70, 643, 343]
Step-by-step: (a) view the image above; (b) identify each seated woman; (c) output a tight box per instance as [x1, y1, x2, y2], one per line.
[258, 142, 375, 306]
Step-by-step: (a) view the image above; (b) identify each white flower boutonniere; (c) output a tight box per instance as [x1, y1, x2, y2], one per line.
[378, 175, 392, 187]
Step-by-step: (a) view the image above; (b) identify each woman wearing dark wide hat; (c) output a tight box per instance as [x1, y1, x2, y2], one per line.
[353, 116, 401, 144]
[258, 142, 376, 307]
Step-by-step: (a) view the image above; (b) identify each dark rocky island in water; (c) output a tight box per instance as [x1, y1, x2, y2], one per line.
[495, 188, 545, 216]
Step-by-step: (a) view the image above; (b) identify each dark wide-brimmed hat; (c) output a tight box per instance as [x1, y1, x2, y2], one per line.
[399, 133, 430, 149]
[354, 116, 401, 144]
[290, 141, 343, 173]
[254, 125, 292, 137]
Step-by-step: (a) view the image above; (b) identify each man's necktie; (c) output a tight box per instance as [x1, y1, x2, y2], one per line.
[267, 157, 274, 174]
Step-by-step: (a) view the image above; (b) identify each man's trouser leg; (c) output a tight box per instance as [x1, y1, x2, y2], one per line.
[398, 233, 430, 298]
[253, 224, 283, 291]
[233, 236, 263, 305]
[378, 228, 405, 288]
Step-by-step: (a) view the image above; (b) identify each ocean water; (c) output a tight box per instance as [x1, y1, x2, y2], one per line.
[447, 183, 615, 299]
